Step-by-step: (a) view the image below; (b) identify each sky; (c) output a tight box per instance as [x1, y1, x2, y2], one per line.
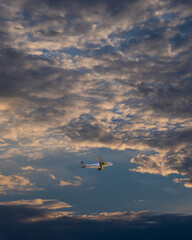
[0, 0, 192, 239]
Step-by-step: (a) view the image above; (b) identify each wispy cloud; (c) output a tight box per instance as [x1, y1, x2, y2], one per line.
[59, 176, 83, 187]
[0, 199, 73, 223]
[78, 210, 148, 221]
[21, 166, 35, 171]
[173, 178, 192, 188]
[0, 199, 72, 208]
[50, 174, 57, 180]
[0, 173, 41, 194]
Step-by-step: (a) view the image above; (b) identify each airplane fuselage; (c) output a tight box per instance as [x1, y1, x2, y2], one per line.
[82, 162, 113, 169]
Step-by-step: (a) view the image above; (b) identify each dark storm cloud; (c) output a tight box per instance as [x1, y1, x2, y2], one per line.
[0, 205, 192, 240]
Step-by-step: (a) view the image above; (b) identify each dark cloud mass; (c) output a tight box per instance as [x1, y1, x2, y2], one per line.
[0, 205, 192, 240]
[0, 0, 192, 191]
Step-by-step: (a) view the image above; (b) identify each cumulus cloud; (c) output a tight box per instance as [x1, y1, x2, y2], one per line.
[130, 153, 179, 176]
[130, 145, 192, 186]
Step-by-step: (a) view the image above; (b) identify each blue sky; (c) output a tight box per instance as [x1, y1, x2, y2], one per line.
[0, 0, 192, 238]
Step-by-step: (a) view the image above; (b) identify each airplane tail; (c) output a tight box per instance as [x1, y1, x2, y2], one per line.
[81, 161, 86, 168]
[99, 155, 104, 167]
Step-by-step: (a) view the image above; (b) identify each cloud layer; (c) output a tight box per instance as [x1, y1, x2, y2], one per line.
[0, 0, 191, 188]
[0, 203, 192, 240]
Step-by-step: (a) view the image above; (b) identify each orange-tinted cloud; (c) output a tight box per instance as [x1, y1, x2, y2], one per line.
[0, 173, 40, 194]
[59, 176, 83, 187]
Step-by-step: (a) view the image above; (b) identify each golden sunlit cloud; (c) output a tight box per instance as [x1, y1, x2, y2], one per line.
[0, 199, 73, 223]
[21, 166, 35, 171]
[0, 199, 72, 209]
[59, 176, 83, 187]
[0, 173, 40, 194]
[78, 210, 149, 221]
[0, 198, 148, 223]
[173, 178, 192, 188]
[50, 174, 57, 180]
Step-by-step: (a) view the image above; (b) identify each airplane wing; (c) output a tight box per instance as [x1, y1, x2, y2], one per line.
[99, 155, 104, 167]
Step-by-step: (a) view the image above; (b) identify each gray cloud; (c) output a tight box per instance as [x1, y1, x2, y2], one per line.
[0, 205, 192, 240]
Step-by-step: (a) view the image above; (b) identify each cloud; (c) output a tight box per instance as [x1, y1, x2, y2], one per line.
[59, 176, 83, 187]
[130, 153, 179, 176]
[50, 174, 57, 180]
[0, 204, 192, 240]
[21, 166, 35, 171]
[0, 199, 73, 224]
[130, 145, 192, 185]
[78, 210, 148, 221]
[173, 178, 192, 188]
[0, 0, 191, 189]
[0, 199, 73, 223]
[0, 199, 72, 208]
[132, 199, 145, 203]
[0, 173, 40, 194]
[21, 166, 48, 172]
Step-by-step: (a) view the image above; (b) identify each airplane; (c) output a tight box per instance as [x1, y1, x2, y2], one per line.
[81, 155, 113, 171]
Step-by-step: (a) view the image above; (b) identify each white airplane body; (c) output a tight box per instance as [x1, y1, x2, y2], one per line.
[81, 156, 113, 171]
